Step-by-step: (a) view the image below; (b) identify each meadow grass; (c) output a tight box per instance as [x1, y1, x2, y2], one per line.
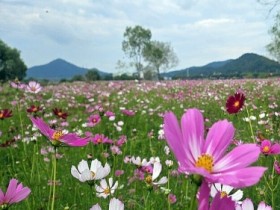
[0, 78, 280, 210]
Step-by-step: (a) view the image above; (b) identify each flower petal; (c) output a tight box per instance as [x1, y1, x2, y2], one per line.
[30, 117, 53, 138]
[210, 167, 267, 188]
[214, 144, 260, 172]
[181, 109, 204, 163]
[204, 120, 234, 161]
[164, 112, 190, 170]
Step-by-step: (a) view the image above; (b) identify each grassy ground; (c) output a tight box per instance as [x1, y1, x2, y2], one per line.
[0, 78, 279, 210]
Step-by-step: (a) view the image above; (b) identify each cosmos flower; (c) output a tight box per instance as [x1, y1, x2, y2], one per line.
[164, 108, 266, 188]
[90, 134, 113, 145]
[260, 139, 280, 155]
[10, 80, 26, 90]
[210, 183, 243, 204]
[87, 114, 101, 127]
[198, 180, 236, 210]
[226, 91, 245, 114]
[25, 81, 42, 94]
[274, 161, 280, 175]
[26, 105, 42, 114]
[71, 159, 110, 183]
[52, 108, 68, 119]
[95, 178, 118, 198]
[144, 162, 167, 186]
[30, 117, 88, 147]
[0, 109, 12, 120]
[90, 198, 124, 210]
[0, 178, 31, 209]
[235, 198, 272, 210]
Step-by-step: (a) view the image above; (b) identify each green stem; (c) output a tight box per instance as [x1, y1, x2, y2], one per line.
[51, 148, 57, 210]
[189, 183, 199, 210]
[245, 106, 255, 143]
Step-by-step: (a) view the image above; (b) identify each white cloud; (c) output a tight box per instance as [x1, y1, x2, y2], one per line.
[0, 0, 275, 72]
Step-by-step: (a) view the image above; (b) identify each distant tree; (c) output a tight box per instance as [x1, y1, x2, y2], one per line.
[143, 41, 179, 80]
[122, 25, 152, 79]
[85, 69, 100, 81]
[267, 13, 280, 62]
[71, 75, 84, 81]
[0, 39, 27, 82]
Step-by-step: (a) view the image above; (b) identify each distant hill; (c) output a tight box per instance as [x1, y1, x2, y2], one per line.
[163, 53, 280, 79]
[26, 58, 111, 80]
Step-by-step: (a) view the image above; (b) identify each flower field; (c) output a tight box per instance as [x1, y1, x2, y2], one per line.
[0, 78, 280, 210]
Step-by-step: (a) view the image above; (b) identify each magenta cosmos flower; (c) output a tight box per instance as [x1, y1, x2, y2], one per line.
[30, 117, 88, 147]
[260, 139, 280, 155]
[164, 108, 266, 188]
[0, 178, 31, 209]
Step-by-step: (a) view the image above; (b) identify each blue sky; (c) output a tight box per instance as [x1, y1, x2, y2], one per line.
[0, 0, 276, 73]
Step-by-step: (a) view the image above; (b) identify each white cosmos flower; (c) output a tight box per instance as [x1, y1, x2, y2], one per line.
[25, 81, 42, 93]
[71, 159, 110, 183]
[145, 162, 167, 186]
[210, 183, 243, 203]
[89, 198, 124, 210]
[131, 156, 150, 167]
[95, 178, 118, 198]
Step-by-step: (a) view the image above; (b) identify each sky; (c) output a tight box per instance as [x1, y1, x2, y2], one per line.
[0, 0, 277, 74]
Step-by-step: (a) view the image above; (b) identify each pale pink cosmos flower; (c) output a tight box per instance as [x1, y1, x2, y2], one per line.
[164, 108, 266, 188]
[25, 81, 42, 94]
[236, 198, 272, 210]
[30, 117, 88, 147]
[0, 178, 31, 208]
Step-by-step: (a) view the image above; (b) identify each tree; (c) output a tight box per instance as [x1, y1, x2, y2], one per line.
[0, 39, 27, 82]
[122, 25, 152, 79]
[267, 13, 280, 62]
[143, 41, 179, 80]
[85, 69, 100, 81]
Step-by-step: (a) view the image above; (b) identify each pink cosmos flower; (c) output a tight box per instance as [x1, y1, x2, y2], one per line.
[30, 117, 88, 147]
[25, 81, 42, 94]
[87, 114, 101, 127]
[164, 108, 266, 188]
[260, 139, 280, 155]
[0, 178, 31, 208]
[90, 133, 113, 145]
[274, 161, 280, 175]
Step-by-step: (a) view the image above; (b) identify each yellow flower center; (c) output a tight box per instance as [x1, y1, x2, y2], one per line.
[195, 154, 214, 173]
[91, 171, 95, 178]
[220, 191, 228, 198]
[233, 101, 240, 108]
[97, 138, 102, 143]
[262, 146, 270, 153]
[58, 112, 63, 116]
[52, 130, 63, 141]
[0, 113, 3, 118]
[104, 187, 110, 195]
[145, 175, 153, 184]
[31, 86, 37, 92]
[92, 118, 97, 123]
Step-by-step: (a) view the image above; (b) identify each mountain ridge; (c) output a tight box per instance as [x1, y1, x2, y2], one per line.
[26, 59, 111, 80]
[163, 53, 280, 78]
[26, 53, 280, 80]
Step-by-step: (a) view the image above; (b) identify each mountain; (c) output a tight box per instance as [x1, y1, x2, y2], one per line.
[26, 58, 111, 80]
[163, 53, 280, 79]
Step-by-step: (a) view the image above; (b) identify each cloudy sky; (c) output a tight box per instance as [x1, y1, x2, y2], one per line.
[0, 0, 277, 73]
